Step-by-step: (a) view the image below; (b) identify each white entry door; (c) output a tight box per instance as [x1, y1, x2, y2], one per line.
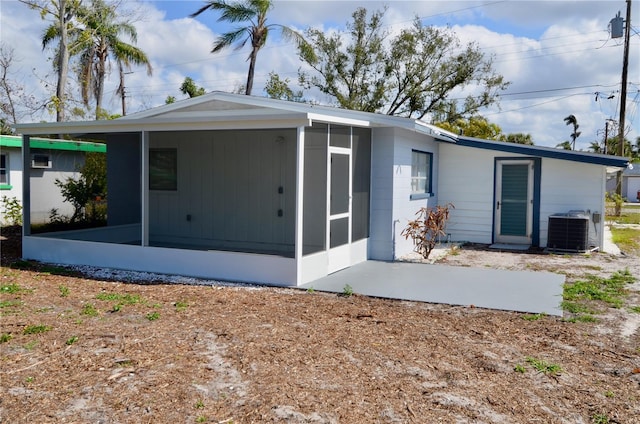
[327, 149, 351, 273]
[494, 160, 534, 245]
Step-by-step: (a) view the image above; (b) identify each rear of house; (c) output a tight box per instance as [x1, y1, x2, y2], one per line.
[12, 93, 628, 286]
[437, 138, 621, 252]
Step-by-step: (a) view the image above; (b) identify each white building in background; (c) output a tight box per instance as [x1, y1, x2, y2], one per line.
[0, 135, 106, 224]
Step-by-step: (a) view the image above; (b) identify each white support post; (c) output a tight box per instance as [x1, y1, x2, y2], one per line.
[141, 131, 149, 246]
[294, 126, 305, 285]
[21, 135, 30, 236]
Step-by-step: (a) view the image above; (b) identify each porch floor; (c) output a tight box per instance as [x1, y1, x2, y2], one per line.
[301, 261, 564, 316]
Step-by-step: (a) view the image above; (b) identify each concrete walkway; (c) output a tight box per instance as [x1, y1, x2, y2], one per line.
[302, 260, 564, 316]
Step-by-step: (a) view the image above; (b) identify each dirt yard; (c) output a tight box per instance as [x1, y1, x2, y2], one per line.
[1, 226, 640, 424]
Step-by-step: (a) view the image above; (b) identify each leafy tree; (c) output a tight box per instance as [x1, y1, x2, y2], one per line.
[435, 116, 501, 139]
[499, 133, 533, 145]
[55, 151, 107, 223]
[75, 0, 152, 119]
[563, 114, 580, 150]
[556, 141, 572, 150]
[190, 0, 310, 96]
[435, 116, 533, 144]
[605, 136, 639, 159]
[165, 95, 176, 104]
[299, 8, 508, 120]
[23, 0, 83, 121]
[180, 77, 206, 98]
[264, 71, 304, 102]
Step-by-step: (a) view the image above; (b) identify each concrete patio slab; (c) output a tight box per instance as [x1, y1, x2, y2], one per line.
[302, 261, 564, 316]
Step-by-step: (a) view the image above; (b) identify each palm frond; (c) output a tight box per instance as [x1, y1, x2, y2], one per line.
[213, 27, 250, 52]
[42, 25, 61, 50]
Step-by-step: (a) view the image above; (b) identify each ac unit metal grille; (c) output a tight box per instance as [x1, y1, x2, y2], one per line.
[547, 214, 589, 252]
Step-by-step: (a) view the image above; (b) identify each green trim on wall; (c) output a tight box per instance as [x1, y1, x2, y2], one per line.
[0, 184, 13, 190]
[0, 135, 106, 153]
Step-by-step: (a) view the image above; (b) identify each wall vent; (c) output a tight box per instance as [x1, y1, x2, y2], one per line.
[31, 154, 52, 169]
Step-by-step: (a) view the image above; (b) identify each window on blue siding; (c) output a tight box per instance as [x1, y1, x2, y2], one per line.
[411, 150, 432, 195]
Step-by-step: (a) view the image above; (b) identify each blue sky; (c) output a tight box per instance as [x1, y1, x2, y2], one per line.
[1, 0, 639, 149]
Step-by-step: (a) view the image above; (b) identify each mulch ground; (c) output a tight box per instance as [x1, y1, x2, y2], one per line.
[1, 226, 639, 423]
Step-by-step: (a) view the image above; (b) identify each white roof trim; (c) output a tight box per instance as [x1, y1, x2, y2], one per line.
[14, 91, 455, 142]
[15, 112, 310, 135]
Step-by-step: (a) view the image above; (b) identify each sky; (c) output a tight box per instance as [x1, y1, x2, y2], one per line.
[1, 0, 639, 150]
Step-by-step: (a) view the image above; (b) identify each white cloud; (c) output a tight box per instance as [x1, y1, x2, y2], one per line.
[1, 0, 637, 149]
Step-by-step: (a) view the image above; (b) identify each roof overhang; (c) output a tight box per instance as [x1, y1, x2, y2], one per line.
[14, 112, 311, 135]
[456, 136, 629, 169]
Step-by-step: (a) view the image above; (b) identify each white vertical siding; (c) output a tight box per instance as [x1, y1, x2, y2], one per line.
[370, 127, 439, 260]
[22, 149, 84, 224]
[437, 143, 496, 244]
[438, 143, 607, 250]
[539, 159, 605, 249]
[148, 129, 297, 253]
[369, 128, 394, 260]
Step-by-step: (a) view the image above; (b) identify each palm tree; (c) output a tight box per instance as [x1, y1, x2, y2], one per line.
[588, 141, 603, 153]
[190, 0, 309, 95]
[35, 0, 83, 122]
[76, 0, 152, 119]
[563, 114, 581, 150]
[556, 141, 572, 150]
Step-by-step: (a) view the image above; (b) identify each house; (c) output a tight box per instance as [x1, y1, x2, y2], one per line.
[606, 166, 640, 202]
[13, 92, 629, 285]
[0, 135, 106, 224]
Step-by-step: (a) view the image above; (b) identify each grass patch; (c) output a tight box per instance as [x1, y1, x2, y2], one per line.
[0, 299, 22, 308]
[608, 212, 640, 225]
[610, 227, 640, 255]
[23, 324, 51, 335]
[522, 313, 546, 321]
[562, 270, 636, 320]
[629, 306, 640, 314]
[65, 336, 79, 345]
[96, 292, 142, 305]
[174, 300, 189, 312]
[146, 311, 160, 321]
[564, 314, 598, 323]
[1, 333, 12, 343]
[592, 413, 610, 424]
[1, 283, 23, 294]
[82, 303, 99, 317]
[525, 356, 562, 376]
[59, 285, 70, 297]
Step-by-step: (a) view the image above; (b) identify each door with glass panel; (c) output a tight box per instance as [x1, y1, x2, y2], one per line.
[494, 160, 533, 245]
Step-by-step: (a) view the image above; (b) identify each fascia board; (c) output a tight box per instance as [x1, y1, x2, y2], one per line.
[14, 113, 310, 135]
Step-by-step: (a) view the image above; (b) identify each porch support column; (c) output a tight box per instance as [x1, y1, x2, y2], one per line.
[21, 135, 31, 236]
[141, 131, 149, 246]
[294, 125, 305, 285]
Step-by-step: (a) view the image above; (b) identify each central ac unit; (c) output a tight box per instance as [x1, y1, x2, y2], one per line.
[547, 211, 589, 252]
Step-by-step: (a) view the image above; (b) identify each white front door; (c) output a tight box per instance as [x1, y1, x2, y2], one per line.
[327, 149, 351, 273]
[494, 160, 534, 245]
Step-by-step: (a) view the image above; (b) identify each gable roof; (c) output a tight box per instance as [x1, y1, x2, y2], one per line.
[14, 91, 451, 140]
[11, 92, 629, 169]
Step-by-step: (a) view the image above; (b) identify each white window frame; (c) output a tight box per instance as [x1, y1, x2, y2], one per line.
[410, 150, 432, 200]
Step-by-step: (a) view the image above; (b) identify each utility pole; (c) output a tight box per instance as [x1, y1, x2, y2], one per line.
[611, 0, 632, 215]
